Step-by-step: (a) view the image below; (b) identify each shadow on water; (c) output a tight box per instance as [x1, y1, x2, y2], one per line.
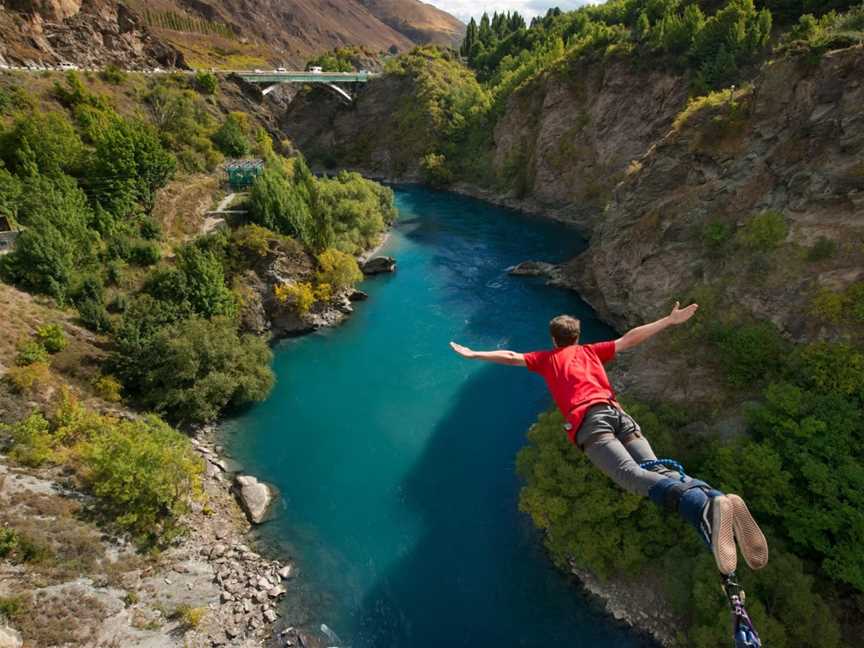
[352, 364, 658, 648]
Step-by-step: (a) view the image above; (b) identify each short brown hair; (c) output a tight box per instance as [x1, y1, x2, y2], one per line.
[549, 315, 581, 347]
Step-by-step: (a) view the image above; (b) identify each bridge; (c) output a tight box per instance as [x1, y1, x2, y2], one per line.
[236, 71, 378, 101]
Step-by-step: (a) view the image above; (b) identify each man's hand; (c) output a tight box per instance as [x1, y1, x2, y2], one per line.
[449, 342, 475, 359]
[615, 300, 700, 352]
[668, 301, 699, 325]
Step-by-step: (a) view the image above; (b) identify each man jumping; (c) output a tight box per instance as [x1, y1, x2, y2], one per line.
[449, 302, 768, 577]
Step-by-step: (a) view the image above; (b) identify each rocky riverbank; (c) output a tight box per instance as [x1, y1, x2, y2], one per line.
[0, 431, 308, 648]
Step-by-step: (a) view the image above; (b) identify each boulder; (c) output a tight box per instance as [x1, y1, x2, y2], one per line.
[0, 626, 22, 648]
[233, 475, 275, 524]
[362, 256, 396, 275]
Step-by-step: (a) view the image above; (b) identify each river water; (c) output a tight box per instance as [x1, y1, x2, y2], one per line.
[223, 186, 653, 647]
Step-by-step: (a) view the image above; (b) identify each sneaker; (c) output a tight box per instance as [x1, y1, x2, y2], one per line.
[728, 494, 769, 570]
[705, 494, 737, 575]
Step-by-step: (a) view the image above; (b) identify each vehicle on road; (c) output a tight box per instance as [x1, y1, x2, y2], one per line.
[309, 66, 323, 74]
[58, 62, 78, 71]
[254, 69, 264, 73]
[275, 67, 288, 73]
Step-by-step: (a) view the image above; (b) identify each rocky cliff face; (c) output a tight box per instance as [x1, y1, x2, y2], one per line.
[491, 59, 689, 228]
[566, 47, 864, 339]
[0, 0, 185, 68]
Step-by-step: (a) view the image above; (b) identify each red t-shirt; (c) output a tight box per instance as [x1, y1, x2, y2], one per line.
[524, 341, 618, 444]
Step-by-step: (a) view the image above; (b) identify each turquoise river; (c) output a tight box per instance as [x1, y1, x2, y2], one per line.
[223, 186, 654, 647]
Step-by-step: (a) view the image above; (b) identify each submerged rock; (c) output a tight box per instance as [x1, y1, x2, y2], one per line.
[233, 475, 275, 524]
[507, 260, 557, 277]
[362, 256, 396, 275]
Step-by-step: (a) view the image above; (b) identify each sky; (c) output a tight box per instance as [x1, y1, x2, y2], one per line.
[424, 1, 596, 23]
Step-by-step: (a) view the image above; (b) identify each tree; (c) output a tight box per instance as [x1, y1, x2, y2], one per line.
[0, 111, 84, 178]
[211, 113, 251, 157]
[175, 245, 237, 318]
[120, 316, 274, 425]
[87, 119, 176, 215]
[316, 248, 363, 292]
[0, 176, 93, 301]
[247, 162, 315, 246]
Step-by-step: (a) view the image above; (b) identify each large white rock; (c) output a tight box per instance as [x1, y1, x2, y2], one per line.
[0, 625, 22, 648]
[233, 475, 274, 524]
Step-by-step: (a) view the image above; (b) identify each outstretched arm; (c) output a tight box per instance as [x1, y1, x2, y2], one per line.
[449, 342, 527, 367]
[615, 301, 699, 353]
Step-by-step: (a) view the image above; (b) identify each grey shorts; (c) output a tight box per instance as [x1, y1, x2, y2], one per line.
[575, 403, 642, 450]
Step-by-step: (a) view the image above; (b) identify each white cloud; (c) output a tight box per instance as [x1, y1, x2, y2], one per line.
[424, 0, 597, 23]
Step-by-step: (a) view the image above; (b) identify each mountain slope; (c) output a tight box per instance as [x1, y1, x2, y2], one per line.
[0, 0, 463, 69]
[361, 0, 465, 46]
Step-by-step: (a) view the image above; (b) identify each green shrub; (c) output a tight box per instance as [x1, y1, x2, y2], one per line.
[193, 71, 218, 95]
[2, 412, 54, 467]
[0, 595, 25, 621]
[5, 362, 51, 395]
[811, 289, 845, 323]
[211, 113, 250, 157]
[806, 236, 837, 261]
[129, 241, 162, 266]
[139, 217, 163, 241]
[77, 414, 203, 544]
[99, 64, 127, 85]
[175, 604, 207, 628]
[736, 210, 788, 251]
[701, 221, 734, 255]
[36, 323, 67, 353]
[77, 299, 112, 333]
[845, 282, 864, 322]
[16, 340, 48, 366]
[248, 161, 316, 245]
[94, 375, 123, 403]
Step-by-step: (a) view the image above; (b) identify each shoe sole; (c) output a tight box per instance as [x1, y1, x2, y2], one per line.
[710, 495, 737, 575]
[728, 494, 769, 570]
